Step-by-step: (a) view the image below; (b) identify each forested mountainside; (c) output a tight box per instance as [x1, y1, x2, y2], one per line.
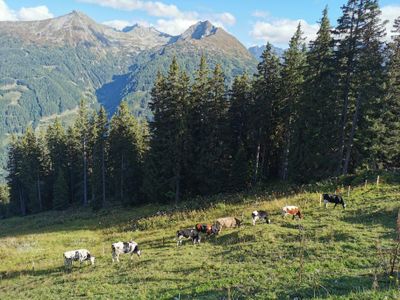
[0, 11, 258, 179]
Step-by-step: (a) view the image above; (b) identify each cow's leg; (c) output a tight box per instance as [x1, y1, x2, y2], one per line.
[252, 216, 258, 226]
[334, 203, 337, 208]
[324, 200, 328, 208]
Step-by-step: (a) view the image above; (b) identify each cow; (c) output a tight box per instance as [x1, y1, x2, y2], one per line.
[195, 223, 221, 235]
[216, 217, 241, 232]
[176, 228, 200, 246]
[63, 249, 95, 269]
[111, 241, 141, 262]
[322, 193, 346, 209]
[251, 210, 271, 225]
[282, 206, 303, 220]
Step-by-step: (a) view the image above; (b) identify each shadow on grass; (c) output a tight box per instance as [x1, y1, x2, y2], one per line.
[0, 266, 64, 280]
[342, 207, 397, 230]
[208, 231, 257, 246]
[277, 273, 395, 299]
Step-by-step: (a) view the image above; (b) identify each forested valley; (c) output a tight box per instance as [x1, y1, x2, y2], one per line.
[1, 1, 399, 217]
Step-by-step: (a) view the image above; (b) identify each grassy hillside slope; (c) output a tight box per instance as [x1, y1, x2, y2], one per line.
[0, 180, 399, 299]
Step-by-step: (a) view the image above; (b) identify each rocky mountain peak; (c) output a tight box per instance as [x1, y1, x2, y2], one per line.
[179, 20, 218, 40]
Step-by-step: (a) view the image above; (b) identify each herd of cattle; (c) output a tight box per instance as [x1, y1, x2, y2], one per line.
[63, 193, 346, 269]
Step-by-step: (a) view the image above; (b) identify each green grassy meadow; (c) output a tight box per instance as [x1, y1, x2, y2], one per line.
[0, 180, 400, 299]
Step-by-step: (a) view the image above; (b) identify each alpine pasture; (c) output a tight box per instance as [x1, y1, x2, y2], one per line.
[0, 179, 399, 299]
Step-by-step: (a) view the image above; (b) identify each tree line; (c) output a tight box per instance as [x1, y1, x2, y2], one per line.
[2, 0, 400, 216]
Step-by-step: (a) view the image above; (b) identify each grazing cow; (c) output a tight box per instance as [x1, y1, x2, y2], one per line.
[195, 223, 221, 235]
[176, 229, 200, 246]
[216, 217, 241, 231]
[63, 249, 95, 269]
[323, 194, 346, 209]
[282, 206, 303, 220]
[251, 210, 271, 225]
[111, 241, 141, 262]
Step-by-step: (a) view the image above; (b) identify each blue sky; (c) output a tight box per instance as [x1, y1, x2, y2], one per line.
[1, 0, 399, 47]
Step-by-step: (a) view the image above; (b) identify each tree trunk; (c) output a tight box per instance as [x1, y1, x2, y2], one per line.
[253, 142, 261, 184]
[120, 154, 124, 202]
[83, 139, 88, 206]
[19, 185, 26, 216]
[281, 119, 292, 180]
[253, 128, 262, 184]
[102, 144, 106, 207]
[175, 167, 180, 207]
[343, 94, 361, 175]
[37, 173, 42, 211]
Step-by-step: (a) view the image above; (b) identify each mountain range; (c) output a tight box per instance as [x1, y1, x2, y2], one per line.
[0, 11, 275, 179]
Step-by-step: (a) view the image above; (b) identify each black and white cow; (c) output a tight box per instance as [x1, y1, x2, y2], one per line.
[251, 210, 271, 225]
[176, 228, 200, 246]
[322, 194, 346, 209]
[63, 249, 95, 269]
[111, 241, 141, 262]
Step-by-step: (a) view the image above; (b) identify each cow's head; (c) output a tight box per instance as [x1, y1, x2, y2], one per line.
[211, 224, 221, 235]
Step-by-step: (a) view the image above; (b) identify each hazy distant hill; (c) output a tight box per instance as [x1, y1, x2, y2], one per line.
[0, 11, 258, 178]
[248, 45, 285, 61]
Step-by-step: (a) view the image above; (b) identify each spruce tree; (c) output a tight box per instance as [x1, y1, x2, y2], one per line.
[186, 56, 210, 194]
[380, 17, 400, 168]
[109, 102, 145, 205]
[46, 118, 68, 207]
[74, 100, 90, 206]
[279, 23, 307, 180]
[6, 136, 26, 215]
[228, 74, 253, 189]
[348, 0, 386, 171]
[292, 7, 339, 180]
[91, 107, 108, 210]
[53, 168, 69, 210]
[253, 43, 282, 182]
[146, 58, 191, 204]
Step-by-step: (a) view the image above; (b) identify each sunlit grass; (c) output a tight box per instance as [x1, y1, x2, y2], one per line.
[0, 183, 399, 299]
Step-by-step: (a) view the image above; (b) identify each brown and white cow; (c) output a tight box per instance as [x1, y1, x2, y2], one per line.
[282, 206, 303, 220]
[195, 223, 221, 235]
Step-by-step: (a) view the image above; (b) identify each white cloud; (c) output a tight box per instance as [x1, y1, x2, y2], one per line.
[381, 5, 400, 41]
[103, 19, 132, 30]
[155, 18, 198, 35]
[252, 10, 270, 19]
[103, 19, 151, 30]
[0, 0, 53, 21]
[79, 0, 236, 36]
[79, 0, 182, 18]
[17, 5, 53, 21]
[250, 19, 319, 47]
[0, 0, 16, 20]
[215, 12, 236, 26]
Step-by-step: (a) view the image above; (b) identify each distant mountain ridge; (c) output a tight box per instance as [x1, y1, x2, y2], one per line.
[0, 11, 259, 179]
[248, 45, 285, 61]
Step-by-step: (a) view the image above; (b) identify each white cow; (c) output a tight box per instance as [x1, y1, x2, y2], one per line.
[111, 241, 141, 262]
[63, 249, 95, 269]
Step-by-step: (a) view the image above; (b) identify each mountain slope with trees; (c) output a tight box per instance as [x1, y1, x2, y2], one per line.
[0, 12, 258, 179]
